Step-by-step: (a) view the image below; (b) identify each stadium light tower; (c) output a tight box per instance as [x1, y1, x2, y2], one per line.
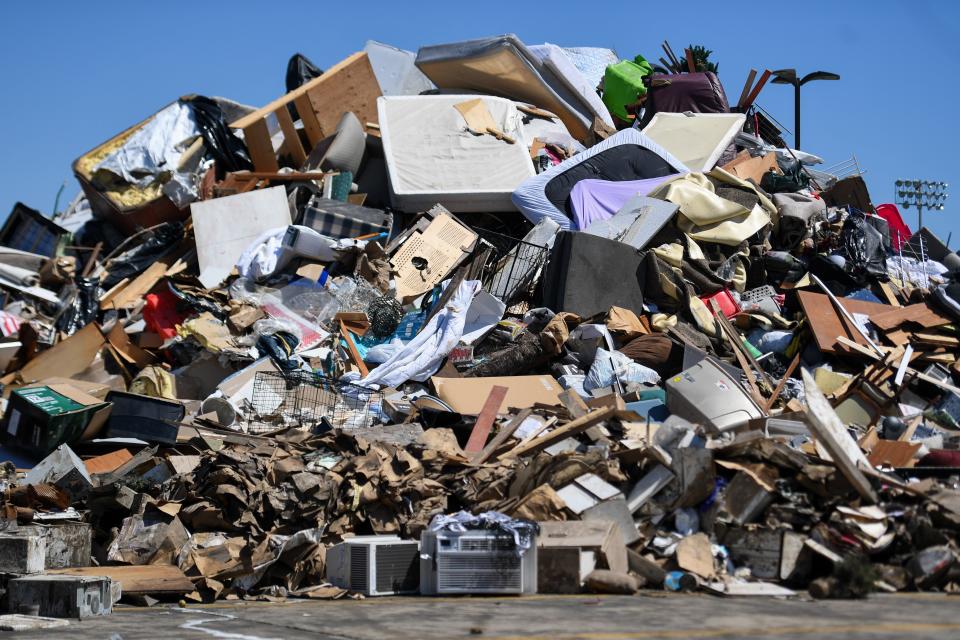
[895, 179, 948, 230]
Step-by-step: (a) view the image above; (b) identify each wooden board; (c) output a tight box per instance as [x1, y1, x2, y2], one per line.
[503, 407, 617, 458]
[869, 303, 952, 331]
[231, 53, 381, 173]
[801, 369, 877, 503]
[464, 385, 508, 453]
[796, 290, 894, 355]
[307, 52, 382, 137]
[47, 565, 194, 595]
[472, 408, 531, 465]
[84, 449, 133, 475]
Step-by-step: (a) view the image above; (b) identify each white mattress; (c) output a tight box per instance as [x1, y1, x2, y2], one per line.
[642, 112, 746, 173]
[528, 43, 614, 128]
[378, 95, 536, 212]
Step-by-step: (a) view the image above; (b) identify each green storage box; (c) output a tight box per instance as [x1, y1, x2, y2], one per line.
[602, 55, 653, 122]
[3, 383, 112, 455]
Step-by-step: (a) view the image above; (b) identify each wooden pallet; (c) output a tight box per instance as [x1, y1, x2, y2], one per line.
[230, 52, 381, 172]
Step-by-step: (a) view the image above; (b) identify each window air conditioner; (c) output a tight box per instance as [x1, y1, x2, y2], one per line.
[326, 535, 420, 596]
[420, 528, 537, 595]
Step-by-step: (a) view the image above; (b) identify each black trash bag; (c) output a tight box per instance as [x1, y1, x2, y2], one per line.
[761, 165, 810, 193]
[285, 53, 323, 122]
[101, 222, 185, 290]
[286, 53, 323, 92]
[185, 96, 253, 178]
[841, 210, 888, 283]
[56, 275, 101, 335]
[257, 331, 300, 372]
[167, 281, 227, 321]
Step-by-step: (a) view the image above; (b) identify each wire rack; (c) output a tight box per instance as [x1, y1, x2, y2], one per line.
[247, 371, 382, 433]
[474, 229, 548, 307]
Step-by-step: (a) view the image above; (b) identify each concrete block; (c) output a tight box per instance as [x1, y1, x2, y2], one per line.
[7, 575, 112, 618]
[18, 523, 91, 569]
[0, 536, 45, 574]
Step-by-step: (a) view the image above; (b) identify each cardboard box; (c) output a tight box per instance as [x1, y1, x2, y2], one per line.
[537, 520, 628, 593]
[3, 383, 112, 454]
[431, 375, 563, 415]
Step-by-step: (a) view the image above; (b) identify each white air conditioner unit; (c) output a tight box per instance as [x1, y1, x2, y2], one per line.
[326, 535, 420, 596]
[420, 529, 537, 595]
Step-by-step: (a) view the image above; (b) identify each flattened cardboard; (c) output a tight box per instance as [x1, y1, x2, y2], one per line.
[14, 324, 105, 386]
[431, 375, 564, 415]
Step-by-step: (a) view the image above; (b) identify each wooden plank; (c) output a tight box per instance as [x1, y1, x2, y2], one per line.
[909, 332, 958, 348]
[558, 389, 589, 419]
[801, 369, 878, 503]
[275, 106, 307, 166]
[472, 408, 531, 465]
[837, 336, 960, 396]
[737, 69, 757, 109]
[232, 52, 369, 128]
[242, 118, 279, 173]
[503, 407, 617, 459]
[464, 385, 508, 453]
[84, 449, 133, 475]
[48, 565, 194, 595]
[870, 303, 952, 331]
[305, 52, 381, 137]
[797, 290, 892, 355]
[295, 94, 324, 147]
[684, 48, 696, 73]
[339, 319, 368, 377]
[740, 69, 772, 110]
[877, 282, 902, 307]
[764, 352, 800, 411]
[713, 302, 774, 393]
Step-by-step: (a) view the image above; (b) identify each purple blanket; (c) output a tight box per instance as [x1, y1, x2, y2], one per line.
[570, 175, 681, 229]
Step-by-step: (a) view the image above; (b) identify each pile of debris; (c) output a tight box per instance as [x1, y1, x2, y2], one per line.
[0, 36, 957, 616]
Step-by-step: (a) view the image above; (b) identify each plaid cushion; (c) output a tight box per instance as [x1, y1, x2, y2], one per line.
[299, 196, 392, 240]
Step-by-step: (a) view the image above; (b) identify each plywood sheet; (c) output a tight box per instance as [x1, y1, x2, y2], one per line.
[796, 290, 893, 355]
[48, 565, 194, 595]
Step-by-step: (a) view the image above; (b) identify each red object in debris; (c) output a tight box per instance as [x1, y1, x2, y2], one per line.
[700, 289, 740, 318]
[875, 203, 911, 251]
[143, 288, 186, 340]
[918, 449, 960, 468]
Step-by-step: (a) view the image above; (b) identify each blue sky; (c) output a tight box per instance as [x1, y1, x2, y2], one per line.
[1, 1, 957, 245]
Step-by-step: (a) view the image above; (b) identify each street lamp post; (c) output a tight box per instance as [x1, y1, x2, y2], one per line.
[771, 69, 840, 150]
[895, 180, 949, 231]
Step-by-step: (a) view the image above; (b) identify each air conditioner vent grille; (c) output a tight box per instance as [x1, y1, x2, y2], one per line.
[350, 545, 368, 592]
[375, 544, 419, 593]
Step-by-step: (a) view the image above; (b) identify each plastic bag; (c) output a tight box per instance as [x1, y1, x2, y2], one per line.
[286, 53, 322, 92]
[55, 275, 101, 335]
[584, 348, 660, 391]
[285, 54, 323, 122]
[101, 221, 184, 290]
[841, 210, 888, 282]
[185, 96, 252, 178]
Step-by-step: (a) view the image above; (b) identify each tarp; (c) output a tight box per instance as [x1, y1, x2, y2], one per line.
[378, 95, 536, 212]
[642, 112, 746, 173]
[512, 128, 688, 230]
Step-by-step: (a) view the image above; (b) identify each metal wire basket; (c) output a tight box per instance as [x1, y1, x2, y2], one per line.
[247, 371, 383, 433]
[474, 229, 548, 306]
